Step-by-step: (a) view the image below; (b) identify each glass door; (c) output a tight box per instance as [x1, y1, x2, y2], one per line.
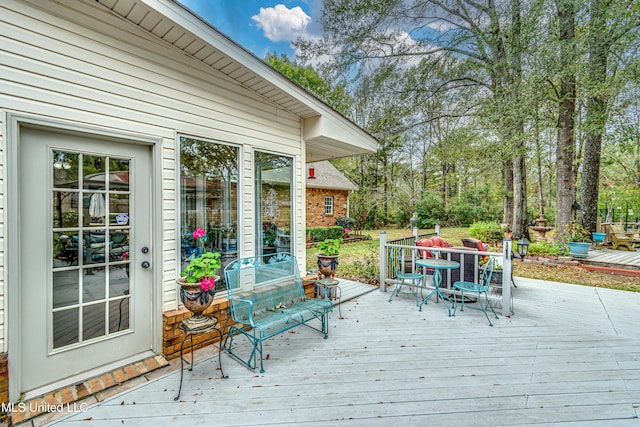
[18, 125, 153, 396]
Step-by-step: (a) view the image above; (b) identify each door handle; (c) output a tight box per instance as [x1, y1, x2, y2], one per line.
[141, 261, 150, 269]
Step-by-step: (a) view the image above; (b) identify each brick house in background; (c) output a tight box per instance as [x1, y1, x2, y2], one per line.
[306, 161, 357, 227]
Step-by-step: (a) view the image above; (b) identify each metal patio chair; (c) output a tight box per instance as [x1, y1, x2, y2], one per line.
[453, 257, 498, 326]
[388, 246, 424, 306]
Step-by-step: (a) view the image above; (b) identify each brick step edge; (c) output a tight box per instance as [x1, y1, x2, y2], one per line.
[9, 355, 169, 425]
[582, 265, 640, 277]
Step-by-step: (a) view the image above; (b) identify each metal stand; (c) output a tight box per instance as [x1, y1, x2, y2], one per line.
[174, 316, 226, 401]
[315, 279, 342, 319]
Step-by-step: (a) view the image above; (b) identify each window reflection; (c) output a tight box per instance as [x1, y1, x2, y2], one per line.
[83, 303, 106, 340]
[180, 137, 239, 286]
[255, 152, 292, 256]
[51, 150, 132, 350]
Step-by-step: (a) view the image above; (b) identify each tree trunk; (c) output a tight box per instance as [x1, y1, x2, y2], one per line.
[510, 0, 528, 240]
[555, 0, 577, 234]
[535, 131, 545, 218]
[581, 0, 609, 232]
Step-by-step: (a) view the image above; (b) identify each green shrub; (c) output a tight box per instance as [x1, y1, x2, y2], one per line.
[468, 221, 504, 243]
[344, 250, 379, 283]
[528, 240, 565, 256]
[306, 226, 345, 242]
[335, 217, 355, 230]
[413, 193, 445, 228]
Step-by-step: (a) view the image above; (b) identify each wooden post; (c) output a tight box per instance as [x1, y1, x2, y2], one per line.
[502, 239, 513, 317]
[379, 231, 387, 292]
[435, 224, 440, 236]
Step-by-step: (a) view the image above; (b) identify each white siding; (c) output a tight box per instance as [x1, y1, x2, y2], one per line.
[0, 0, 306, 339]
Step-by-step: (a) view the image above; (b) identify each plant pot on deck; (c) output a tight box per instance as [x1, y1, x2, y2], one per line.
[316, 254, 339, 279]
[568, 242, 590, 259]
[178, 275, 219, 330]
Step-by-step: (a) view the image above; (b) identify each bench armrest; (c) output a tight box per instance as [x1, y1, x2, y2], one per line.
[228, 296, 256, 326]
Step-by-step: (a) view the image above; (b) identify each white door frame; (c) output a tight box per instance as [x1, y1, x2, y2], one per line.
[4, 113, 163, 401]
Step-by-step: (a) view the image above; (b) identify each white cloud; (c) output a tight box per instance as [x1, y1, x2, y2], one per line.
[252, 4, 311, 43]
[426, 20, 457, 32]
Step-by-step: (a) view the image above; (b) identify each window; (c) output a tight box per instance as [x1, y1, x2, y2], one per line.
[179, 137, 239, 282]
[325, 196, 334, 215]
[255, 151, 292, 256]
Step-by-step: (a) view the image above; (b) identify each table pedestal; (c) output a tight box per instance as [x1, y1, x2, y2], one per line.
[315, 279, 342, 319]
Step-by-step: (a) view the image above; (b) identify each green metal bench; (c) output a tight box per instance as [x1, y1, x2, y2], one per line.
[222, 252, 333, 373]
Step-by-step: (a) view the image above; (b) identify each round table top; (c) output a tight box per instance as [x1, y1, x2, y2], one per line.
[316, 278, 339, 286]
[416, 258, 460, 269]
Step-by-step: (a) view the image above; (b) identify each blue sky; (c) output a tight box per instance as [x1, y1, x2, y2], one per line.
[178, 1, 323, 59]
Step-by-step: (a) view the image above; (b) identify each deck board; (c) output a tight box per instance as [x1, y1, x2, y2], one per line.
[49, 277, 640, 426]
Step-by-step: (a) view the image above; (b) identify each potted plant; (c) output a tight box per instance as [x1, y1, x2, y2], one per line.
[316, 238, 342, 279]
[564, 222, 592, 259]
[178, 227, 222, 329]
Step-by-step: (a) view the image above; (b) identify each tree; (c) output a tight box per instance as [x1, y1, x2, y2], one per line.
[580, 0, 639, 232]
[554, 0, 578, 234]
[297, 0, 548, 236]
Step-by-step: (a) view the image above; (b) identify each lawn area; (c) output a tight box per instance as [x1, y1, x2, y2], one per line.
[306, 227, 640, 292]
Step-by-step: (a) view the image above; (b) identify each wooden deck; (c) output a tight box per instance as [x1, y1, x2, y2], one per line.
[584, 248, 640, 270]
[48, 277, 640, 426]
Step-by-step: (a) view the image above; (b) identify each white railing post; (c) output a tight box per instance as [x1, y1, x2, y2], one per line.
[435, 224, 440, 236]
[379, 231, 387, 292]
[502, 239, 513, 316]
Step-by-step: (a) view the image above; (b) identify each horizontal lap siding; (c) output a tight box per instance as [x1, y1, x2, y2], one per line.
[0, 0, 304, 328]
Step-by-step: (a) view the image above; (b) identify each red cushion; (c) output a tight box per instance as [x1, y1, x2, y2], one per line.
[416, 238, 434, 258]
[431, 236, 446, 247]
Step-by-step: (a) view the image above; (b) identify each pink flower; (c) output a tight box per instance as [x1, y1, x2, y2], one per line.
[344, 227, 350, 233]
[200, 277, 216, 292]
[192, 228, 206, 239]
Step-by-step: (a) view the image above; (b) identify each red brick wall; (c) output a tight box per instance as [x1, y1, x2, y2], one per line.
[306, 188, 349, 227]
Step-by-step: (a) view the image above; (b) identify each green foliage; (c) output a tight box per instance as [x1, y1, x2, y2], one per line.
[316, 238, 342, 256]
[343, 250, 379, 283]
[527, 241, 565, 257]
[335, 217, 355, 230]
[264, 53, 353, 117]
[468, 221, 504, 244]
[307, 226, 344, 242]
[563, 222, 593, 243]
[181, 252, 222, 283]
[413, 193, 446, 228]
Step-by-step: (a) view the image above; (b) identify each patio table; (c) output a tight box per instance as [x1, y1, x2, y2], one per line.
[416, 258, 460, 316]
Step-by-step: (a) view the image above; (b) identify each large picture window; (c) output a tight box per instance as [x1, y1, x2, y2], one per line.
[180, 137, 239, 285]
[255, 151, 293, 256]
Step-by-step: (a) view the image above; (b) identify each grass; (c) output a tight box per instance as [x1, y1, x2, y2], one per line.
[306, 227, 640, 293]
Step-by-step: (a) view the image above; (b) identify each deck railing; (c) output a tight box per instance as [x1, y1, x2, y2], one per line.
[379, 230, 514, 316]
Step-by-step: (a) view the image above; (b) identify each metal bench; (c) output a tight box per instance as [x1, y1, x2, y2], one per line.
[222, 252, 333, 373]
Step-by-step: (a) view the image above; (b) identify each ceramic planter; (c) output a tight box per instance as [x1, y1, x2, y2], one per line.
[177, 275, 219, 329]
[569, 242, 590, 259]
[316, 254, 339, 279]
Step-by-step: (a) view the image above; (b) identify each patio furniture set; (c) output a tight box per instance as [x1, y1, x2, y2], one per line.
[387, 236, 501, 326]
